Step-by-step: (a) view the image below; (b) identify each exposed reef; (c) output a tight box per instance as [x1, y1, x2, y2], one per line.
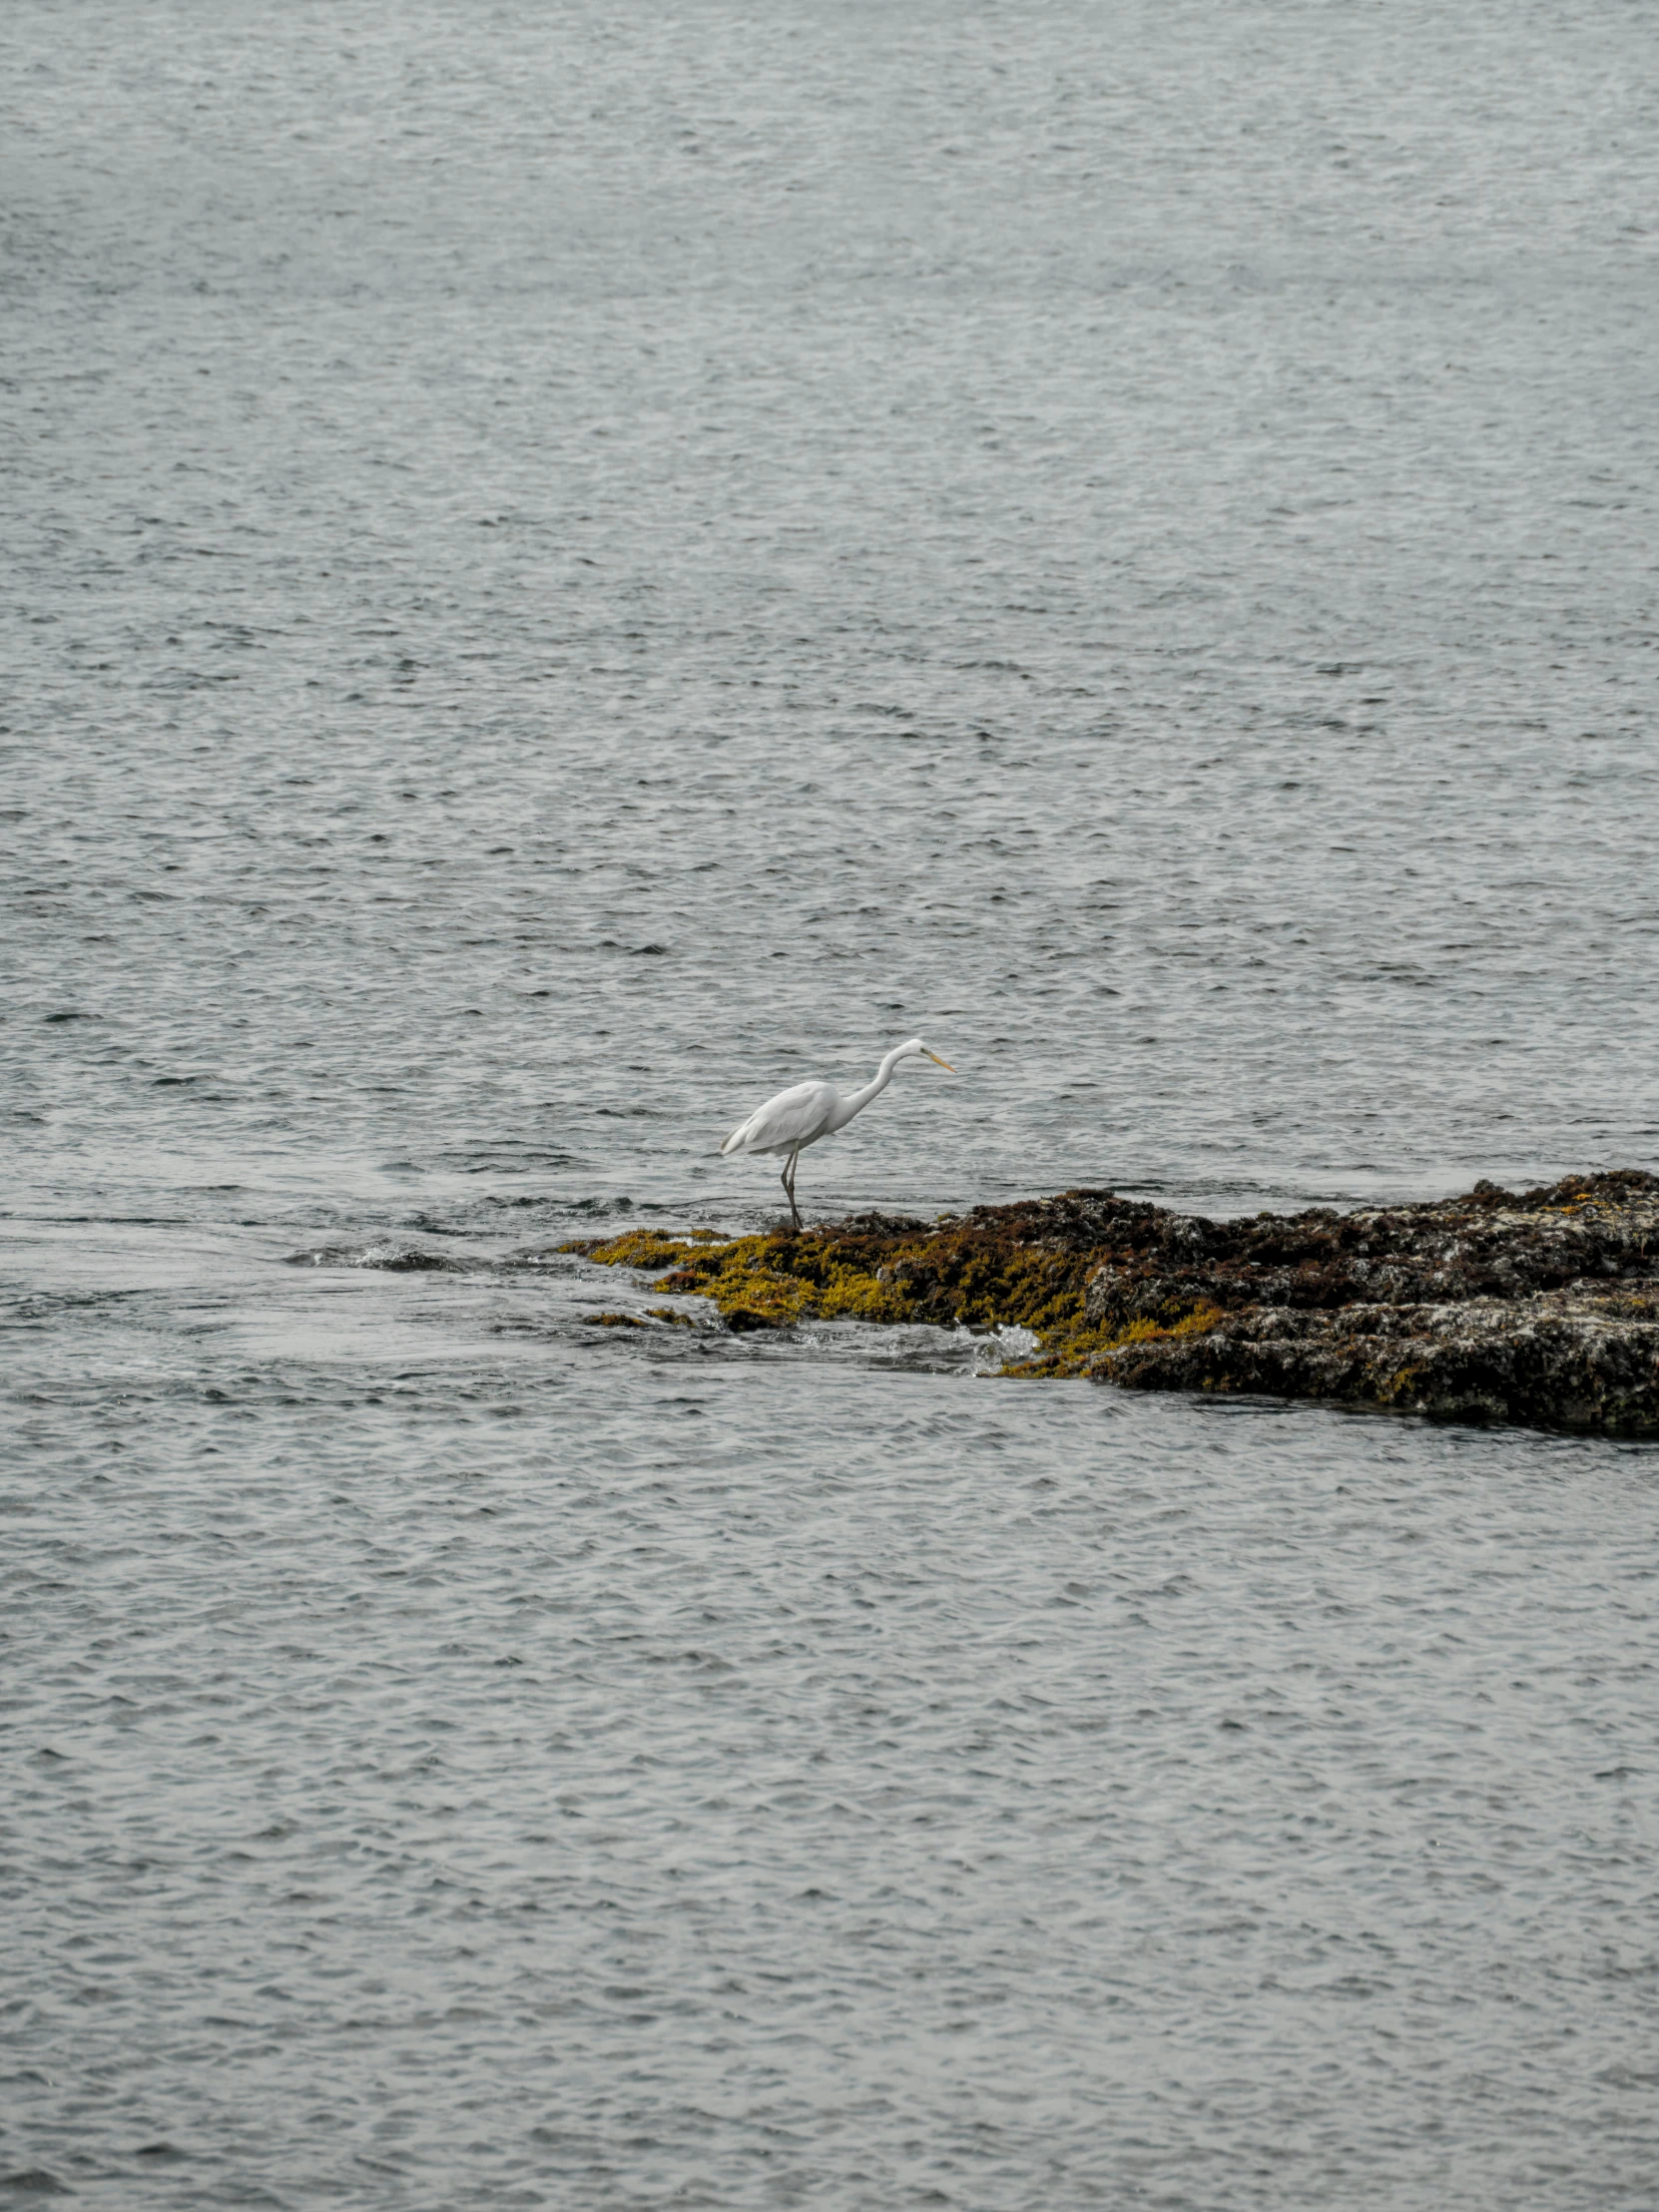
[564, 1170, 1659, 1434]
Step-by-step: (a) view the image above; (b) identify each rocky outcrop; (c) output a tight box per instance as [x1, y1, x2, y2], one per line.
[1078, 1171, 1659, 1326]
[567, 1170, 1659, 1433]
[1078, 1171, 1659, 1431]
[1095, 1285, 1659, 1430]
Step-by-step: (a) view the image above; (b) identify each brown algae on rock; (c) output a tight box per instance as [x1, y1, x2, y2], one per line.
[562, 1171, 1659, 1433]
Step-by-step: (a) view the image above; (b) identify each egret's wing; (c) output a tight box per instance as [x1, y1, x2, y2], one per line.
[720, 1080, 839, 1156]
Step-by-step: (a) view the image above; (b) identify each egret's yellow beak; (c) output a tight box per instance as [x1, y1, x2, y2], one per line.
[926, 1051, 957, 1072]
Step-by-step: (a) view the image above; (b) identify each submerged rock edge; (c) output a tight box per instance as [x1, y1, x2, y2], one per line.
[567, 1170, 1659, 1434]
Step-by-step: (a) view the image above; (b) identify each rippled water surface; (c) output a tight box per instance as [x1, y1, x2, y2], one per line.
[5, 3, 1659, 2204]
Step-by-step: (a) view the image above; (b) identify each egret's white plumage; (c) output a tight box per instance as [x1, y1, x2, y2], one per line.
[720, 1038, 955, 1228]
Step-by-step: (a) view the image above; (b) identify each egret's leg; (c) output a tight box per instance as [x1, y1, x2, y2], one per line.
[781, 1152, 803, 1232]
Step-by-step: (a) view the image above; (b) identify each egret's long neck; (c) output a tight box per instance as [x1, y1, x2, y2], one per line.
[830, 1046, 905, 1132]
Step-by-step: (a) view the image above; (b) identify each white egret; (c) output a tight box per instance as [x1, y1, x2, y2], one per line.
[719, 1038, 956, 1230]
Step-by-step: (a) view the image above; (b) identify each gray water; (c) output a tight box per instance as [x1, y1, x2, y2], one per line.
[5, 3, 1659, 2204]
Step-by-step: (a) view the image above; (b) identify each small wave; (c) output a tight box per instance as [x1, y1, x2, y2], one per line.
[424, 1149, 585, 1175]
[283, 1243, 466, 1273]
[972, 1324, 1040, 1375]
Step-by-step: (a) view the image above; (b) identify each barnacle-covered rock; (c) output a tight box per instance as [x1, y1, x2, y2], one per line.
[1094, 1288, 1659, 1431]
[565, 1171, 1659, 1433]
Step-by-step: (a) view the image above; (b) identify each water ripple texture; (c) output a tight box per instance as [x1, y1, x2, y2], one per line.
[3, 2, 1658, 2206]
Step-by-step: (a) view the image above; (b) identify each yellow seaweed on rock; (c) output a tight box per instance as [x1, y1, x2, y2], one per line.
[568, 1229, 712, 1271]
[561, 1219, 1223, 1372]
[1000, 1300, 1227, 1379]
